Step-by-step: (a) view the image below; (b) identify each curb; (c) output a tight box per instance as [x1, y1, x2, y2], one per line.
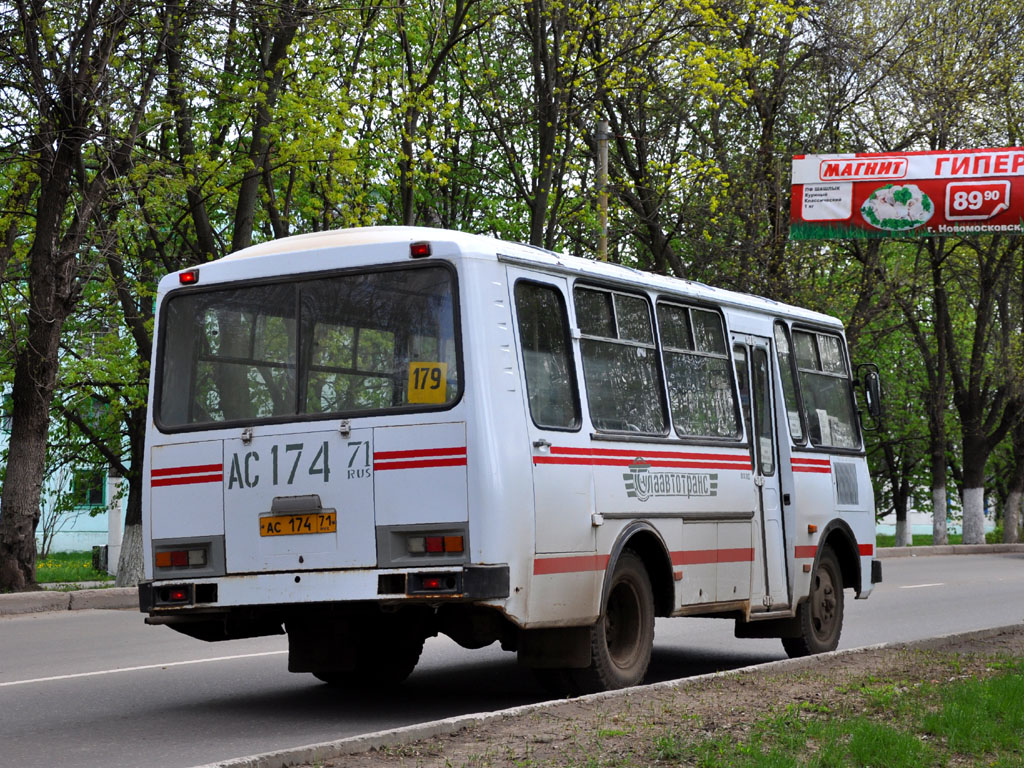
[189, 623, 1024, 768]
[876, 543, 1024, 558]
[0, 587, 136, 616]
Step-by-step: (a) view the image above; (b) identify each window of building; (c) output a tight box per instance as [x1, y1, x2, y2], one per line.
[72, 468, 106, 508]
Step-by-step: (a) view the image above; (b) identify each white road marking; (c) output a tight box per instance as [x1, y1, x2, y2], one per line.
[900, 582, 945, 589]
[0, 650, 287, 688]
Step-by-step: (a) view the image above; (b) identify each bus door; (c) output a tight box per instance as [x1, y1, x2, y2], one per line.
[507, 268, 594, 556]
[732, 335, 790, 610]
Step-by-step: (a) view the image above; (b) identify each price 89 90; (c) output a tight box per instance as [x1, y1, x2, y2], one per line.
[945, 181, 1011, 221]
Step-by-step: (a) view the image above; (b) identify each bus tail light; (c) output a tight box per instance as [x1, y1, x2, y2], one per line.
[408, 572, 460, 594]
[155, 584, 194, 606]
[155, 547, 208, 569]
[410, 242, 431, 258]
[178, 268, 199, 285]
[406, 534, 463, 555]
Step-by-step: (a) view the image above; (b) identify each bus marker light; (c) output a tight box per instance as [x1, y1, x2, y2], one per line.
[421, 577, 443, 590]
[169, 588, 189, 602]
[179, 269, 199, 285]
[410, 242, 431, 258]
[807, 524, 818, 534]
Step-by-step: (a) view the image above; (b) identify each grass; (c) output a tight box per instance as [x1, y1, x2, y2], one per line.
[642, 664, 1024, 768]
[875, 529, 1005, 548]
[35, 551, 114, 583]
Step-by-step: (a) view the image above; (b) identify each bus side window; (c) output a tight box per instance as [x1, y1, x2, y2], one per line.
[514, 282, 581, 430]
[657, 302, 740, 439]
[573, 286, 666, 435]
[773, 322, 805, 443]
[792, 329, 859, 449]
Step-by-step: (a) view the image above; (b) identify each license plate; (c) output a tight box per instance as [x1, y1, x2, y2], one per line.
[259, 512, 337, 537]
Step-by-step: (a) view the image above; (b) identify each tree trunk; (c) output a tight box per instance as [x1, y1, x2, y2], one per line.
[931, 485, 948, 545]
[894, 484, 912, 547]
[116, 523, 145, 587]
[961, 486, 986, 544]
[0, 369, 52, 590]
[894, 515, 912, 548]
[1004, 490, 1021, 544]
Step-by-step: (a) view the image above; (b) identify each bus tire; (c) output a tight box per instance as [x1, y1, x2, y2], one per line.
[782, 546, 843, 658]
[571, 550, 654, 693]
[314, 633, 424, 688]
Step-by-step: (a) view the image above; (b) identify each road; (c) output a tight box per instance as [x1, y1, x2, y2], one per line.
[1, 553, 1022, 768]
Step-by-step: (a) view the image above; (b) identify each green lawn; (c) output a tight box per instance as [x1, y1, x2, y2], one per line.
[647, 664, 1024, 768]
[35, 551, 115, 583]
[876, 530, 1005, 548]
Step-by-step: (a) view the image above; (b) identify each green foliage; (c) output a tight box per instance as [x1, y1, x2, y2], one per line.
[35, 552, 115, 584]
[3, 0, 1024, 569]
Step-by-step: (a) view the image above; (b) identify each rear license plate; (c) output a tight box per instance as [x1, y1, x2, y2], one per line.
[259, 512, 337, 537]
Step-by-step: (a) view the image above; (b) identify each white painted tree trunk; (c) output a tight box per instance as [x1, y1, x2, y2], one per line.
[115, 522, 144, 587]
[932, 486, 948, 545]
[1004, 490, 1022, 544]
[895, 515, 912, 547]
[961, 486, 986, 544]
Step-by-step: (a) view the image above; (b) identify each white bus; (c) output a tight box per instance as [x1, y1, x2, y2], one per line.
[140, 227, 882, 693]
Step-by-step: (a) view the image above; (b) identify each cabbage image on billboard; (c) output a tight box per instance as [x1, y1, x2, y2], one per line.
[790, 149, 1024, 240]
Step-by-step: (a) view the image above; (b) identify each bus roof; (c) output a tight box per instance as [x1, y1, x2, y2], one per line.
[187, 226, 843, 329]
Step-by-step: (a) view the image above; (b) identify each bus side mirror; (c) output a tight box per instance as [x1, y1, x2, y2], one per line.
[857, 364, 882, 428]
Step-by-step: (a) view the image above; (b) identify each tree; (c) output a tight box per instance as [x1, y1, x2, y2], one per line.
[0, 0, 161, 591]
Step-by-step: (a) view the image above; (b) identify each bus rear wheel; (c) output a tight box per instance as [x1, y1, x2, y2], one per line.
[570, 550, 654, 693]
[783, 546, 844, 658]
[313, 632, 425, 688]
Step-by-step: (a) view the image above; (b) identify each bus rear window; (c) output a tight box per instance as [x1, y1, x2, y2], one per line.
[157, 265, 459, 428]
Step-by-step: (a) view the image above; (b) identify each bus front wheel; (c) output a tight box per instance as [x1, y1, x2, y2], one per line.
[783, 546, 844, 658]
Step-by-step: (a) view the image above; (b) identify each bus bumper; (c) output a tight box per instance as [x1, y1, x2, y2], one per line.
[139, 564, 510, 613]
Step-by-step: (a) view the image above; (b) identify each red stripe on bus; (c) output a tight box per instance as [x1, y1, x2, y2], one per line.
[533, 554, 611, 575]
[671, 548, 755, 566]
[151, 464, 223, 478]
[792, 463, 832, 473]
[551, 446, 751, 463]
[374, 446, 467, 460]
[795, 544, 873, 559]
[151, 473, 223, 487]
[374, 457, 468, 471]
[534, 451, 751, 471]
[534, 548, 755, 576]
[533, 456, 752, 471]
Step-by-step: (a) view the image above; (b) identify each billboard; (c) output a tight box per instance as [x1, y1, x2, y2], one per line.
[790, 148, 1024, 239]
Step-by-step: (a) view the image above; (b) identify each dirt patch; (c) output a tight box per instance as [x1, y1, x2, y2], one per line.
[306, 625, 1024, 768]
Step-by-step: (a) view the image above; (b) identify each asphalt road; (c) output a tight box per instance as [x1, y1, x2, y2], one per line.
[2, 553, 1023, 768]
